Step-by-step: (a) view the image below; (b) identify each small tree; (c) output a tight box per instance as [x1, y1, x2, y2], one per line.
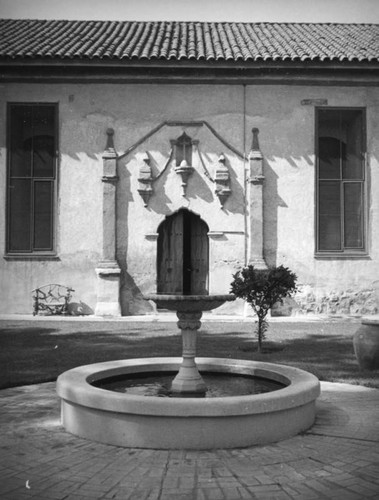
[230, 265, 297, 353]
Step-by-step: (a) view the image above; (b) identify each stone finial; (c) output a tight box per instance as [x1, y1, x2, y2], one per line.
[251, 128, 260, 151]
[137, 153, 154, 207]
[214, 153, 231, 208]
[104, 128, 116, 153]
[102, 128, 118, 181]
[249, 128, 263, 161]
[248, 128, 264, 184]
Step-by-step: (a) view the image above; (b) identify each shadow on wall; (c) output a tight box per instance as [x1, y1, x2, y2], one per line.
[67, 302, 94, 316]
[117, 158, 132, 269]
[271, 297, 300, 317]
[116, 159, 150, 316]
[120, 271, 152, 316]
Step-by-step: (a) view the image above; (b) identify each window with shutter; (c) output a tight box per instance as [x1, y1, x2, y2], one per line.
[7, 103, 57, 255]
[316, 108, 366, 256]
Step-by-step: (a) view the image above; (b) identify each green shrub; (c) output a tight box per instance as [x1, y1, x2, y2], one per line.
[230, 265, 297, 352]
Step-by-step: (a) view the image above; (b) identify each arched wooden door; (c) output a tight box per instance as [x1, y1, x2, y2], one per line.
[157, 210, 209, 295]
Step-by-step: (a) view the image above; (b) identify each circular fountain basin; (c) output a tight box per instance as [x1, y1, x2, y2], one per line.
[56, 357, 320, 450]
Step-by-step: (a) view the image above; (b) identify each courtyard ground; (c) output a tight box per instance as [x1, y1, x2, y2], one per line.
[1, 315, 378, 389]
[1, 315, 379, 499]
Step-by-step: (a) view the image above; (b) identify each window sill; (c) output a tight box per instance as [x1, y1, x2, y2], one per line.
[4, 253, 60, 261]
[314, 252, 370, 260]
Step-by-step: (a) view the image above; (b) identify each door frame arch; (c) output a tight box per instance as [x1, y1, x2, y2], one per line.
[157, 208, 209, 295]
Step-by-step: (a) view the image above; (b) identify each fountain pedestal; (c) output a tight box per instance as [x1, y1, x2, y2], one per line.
[171, 311, 205, 394]
[145, 294, 235, 395]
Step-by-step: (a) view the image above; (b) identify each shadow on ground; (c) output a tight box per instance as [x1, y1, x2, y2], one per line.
[1, 319, 378, 389]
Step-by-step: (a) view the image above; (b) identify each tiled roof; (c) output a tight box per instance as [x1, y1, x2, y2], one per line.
[0, 19, 378, 63]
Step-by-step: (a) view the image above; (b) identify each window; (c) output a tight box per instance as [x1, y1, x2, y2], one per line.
[7, 103, 57, 255]
[316, 108, 366, 254]
[175, 132, 192, 166]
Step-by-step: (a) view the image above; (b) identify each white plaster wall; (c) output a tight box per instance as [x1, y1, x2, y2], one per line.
[0, 83, 106, 314]
[1, 82, 379, 315]
[245, 85, 379, 306]
[0, 83, 246, 314]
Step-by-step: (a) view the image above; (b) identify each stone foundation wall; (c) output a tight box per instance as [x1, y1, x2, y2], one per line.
[288, 286, 378, 316]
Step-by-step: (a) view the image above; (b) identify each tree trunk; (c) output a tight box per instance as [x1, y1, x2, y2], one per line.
[257, 317, 263, 353]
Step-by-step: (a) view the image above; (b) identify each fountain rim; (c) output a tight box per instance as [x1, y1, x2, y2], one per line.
[361, 315, 379, 326]
[144, 294, 236, 301]
[56, 357, 320, 418]
[143, 293, 236, 312]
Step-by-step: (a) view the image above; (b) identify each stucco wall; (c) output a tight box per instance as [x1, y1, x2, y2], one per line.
[245, 85, 379, 315]
[1, 82, 379, 315]
[0, 83, 105, 314]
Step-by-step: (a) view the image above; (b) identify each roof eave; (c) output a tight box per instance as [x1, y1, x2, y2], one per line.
[1, 56, 379, 68]
[1, 58, 379, 86]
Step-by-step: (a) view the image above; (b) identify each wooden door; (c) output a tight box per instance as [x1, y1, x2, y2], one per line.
[157, 210, 208, 294]
[157, 211, 183, 293]
[190, 215, 209, 294]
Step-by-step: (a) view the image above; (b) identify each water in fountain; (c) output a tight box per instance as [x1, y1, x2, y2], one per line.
[92, 371, 286, 398]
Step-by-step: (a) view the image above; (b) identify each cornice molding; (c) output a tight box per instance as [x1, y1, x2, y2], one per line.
[1, 60, 379, 86]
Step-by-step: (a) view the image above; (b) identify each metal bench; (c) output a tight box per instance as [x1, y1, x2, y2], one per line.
[32, 284, 74, 316]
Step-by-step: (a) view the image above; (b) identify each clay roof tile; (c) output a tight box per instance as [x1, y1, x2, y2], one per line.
[0, 19, 378, 63]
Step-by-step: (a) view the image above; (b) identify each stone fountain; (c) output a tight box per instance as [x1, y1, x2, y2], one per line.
[57, 294, 320, 449]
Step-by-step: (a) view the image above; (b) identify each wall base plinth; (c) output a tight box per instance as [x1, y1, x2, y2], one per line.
[95, 262, 121, 317]
[248, 258, 267, 270]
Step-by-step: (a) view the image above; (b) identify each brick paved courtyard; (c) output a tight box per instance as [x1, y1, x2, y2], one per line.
[1, 379, 378, 500]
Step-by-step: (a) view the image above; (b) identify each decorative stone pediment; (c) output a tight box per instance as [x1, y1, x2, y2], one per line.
[119, 121, 244, 207]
